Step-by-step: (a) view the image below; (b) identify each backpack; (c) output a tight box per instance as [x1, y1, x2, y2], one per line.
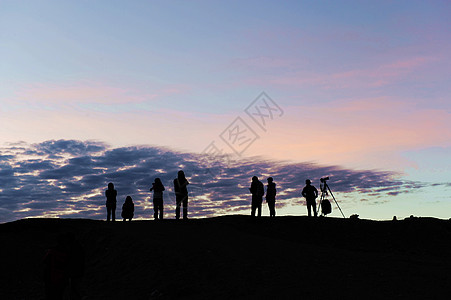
[321, 199, 332, 215]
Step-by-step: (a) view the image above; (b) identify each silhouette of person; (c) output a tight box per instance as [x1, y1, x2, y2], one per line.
[121, 196, 134, 221]
[266, 177, 277, 217]
[249, 176, 264, 217]
[302, 179, 318, 217]
[150, 178, 165, 220]
[43, 233, 70, 300]
[105, 182, 117, 221]
[174, 170, 189, 219]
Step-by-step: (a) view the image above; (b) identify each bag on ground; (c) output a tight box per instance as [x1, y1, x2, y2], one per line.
[321, 199, 332, 215]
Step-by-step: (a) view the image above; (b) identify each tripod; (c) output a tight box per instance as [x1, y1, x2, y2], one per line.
[317, 179, 345, 218]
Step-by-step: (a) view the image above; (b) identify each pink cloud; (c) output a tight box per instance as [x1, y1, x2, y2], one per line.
[264, 55, 436, 90]
[382, 56, 431, 70]
[229, 56, 307, 70]
[13, 82, 156, 105]
[243, 97, 451, 171]
[0, 105, 232, 152]
[7, 81, 192, 108]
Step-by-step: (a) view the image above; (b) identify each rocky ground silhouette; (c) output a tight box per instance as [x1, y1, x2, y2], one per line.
[1, 215, 451, 299]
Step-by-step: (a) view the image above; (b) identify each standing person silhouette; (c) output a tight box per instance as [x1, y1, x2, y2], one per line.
[302, 179, 318, 217]
[249, 176, 264, 217]
[105, 183, 117, 221]
[266, 177, 277, 217]
[174, 170, 189, 220]
[121, 196, 134, 221]
[150, 178, 165, 220]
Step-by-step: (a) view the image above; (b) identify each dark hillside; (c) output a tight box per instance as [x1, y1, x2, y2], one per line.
[1, 216, 451, 299]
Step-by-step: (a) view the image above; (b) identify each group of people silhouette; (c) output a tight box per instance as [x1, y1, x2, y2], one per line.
[105, 170, 189, 221]
[249, 176, 319, 217]
[249, 176, 276, 217]
[105, 170, 321, 221]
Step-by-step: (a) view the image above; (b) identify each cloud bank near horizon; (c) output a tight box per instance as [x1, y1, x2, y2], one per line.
[0, 139, 428, 223]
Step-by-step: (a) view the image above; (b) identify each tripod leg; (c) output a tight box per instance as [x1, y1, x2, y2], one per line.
[317, 192, 323, 216]
[327, 185, 345, 218]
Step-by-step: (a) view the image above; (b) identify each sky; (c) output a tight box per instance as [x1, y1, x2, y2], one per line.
[1, 0, 450, 223]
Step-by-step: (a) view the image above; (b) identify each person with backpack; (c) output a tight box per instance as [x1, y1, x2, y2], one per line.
[150, 178, 165, 220]
[302, 179, 318, 217]
[105, 182, 117, 221]
[121, 196, 134, 221]
[249, 176, 264, 217]
[173, 170, 189, 220]
[266, 177, 277, 217]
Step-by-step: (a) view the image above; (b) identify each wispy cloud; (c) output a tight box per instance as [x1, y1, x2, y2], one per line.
[237, 55, 437, 90]
[4, 80, 191, 112]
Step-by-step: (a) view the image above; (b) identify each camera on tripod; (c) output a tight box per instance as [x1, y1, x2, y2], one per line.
[317, 176, 346, 218]
[320, 177, 329, 183]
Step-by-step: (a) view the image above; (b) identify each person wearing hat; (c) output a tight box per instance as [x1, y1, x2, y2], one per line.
[301, 179, 318, 217]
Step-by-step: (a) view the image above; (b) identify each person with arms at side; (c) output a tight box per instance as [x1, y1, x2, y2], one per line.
[174, 170, 189, 220]
[266, 177, 277, 217]
[249, 176, 264, 217]
[302, 179, 318, 217]
[105, 182, 117, 222]
[150, 178, 165, 220]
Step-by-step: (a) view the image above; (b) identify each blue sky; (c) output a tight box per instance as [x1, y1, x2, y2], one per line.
[0, 1, 450, 222]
